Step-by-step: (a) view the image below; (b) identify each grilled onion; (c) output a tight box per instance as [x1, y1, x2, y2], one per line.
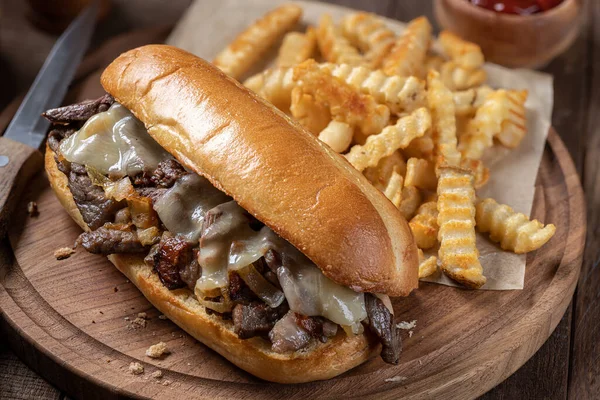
[237, 263, 285, 308]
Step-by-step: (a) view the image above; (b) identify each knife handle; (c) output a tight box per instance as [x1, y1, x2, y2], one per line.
[0, 137, 43, 238]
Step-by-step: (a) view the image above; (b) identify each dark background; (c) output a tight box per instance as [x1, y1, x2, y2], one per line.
[0, 0, 598, 398]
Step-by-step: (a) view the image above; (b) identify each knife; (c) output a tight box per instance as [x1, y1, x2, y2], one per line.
[0, 0, 99, 237]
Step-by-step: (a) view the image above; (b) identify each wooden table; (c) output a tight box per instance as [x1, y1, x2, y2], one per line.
[0, 0, 597, 398]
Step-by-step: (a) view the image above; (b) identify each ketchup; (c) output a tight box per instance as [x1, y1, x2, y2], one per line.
[469, 0, 563, 15]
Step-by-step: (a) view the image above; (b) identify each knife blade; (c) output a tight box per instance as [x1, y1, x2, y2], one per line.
[3, 0, 99, 148]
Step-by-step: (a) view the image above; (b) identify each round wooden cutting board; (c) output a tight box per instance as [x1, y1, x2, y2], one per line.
[0, 128, 585, 399]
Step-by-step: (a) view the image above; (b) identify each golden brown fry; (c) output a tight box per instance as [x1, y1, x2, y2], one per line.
[398, 186, 422, 220]
[437, 166, 485, 289]
[316, 14, 363, 65]
[341, 12, 396, 69]
[403, 134, 435, 160]
[318, 120, 353, 153]
[453, 85, 495, 117]
[424, 54, 445, 75]
[418, 249, 438, 279]
[496, 90, 528, 148]
[458, 89, 510, 160]
[383, 170, 404, 207]
[213, 5, 302, 79]
[293, 60, 390, 138]
[383, 16, 432, 77]
[243, 67, 295, 111]
[363, 151, 407, 191]
[475, 198, 556, 254]
[409, 202, 439, 249]
[276, 28, 317, 67]
[344, 107, 431, 171]
[290, 86, 331, 135]
[440, 61, 487, 91]
[460, 158, 490, 189]
[427, 70, 461, 168]
[439, 31, 485, 71]
[323, 63, 427, 114]
[405, 158, 437, 190]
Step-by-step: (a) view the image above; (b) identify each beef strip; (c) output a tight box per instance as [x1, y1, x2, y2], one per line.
[136, 187, 168, 204]
[42, 94, 114, 124]
[228, 271, 258, 304]
[68, 163, 123, 230]
[232, 302, 288, 339]
[364, 293, 402, 365]
[179, 248, 201, 290]
[269, 311, 311, 352]
[133, 159, 188, 188]
[294, 314, 327, 343]
[77, 225, 146, 254]
[152, 235, 193, 290]
[47, 126, 75, 153]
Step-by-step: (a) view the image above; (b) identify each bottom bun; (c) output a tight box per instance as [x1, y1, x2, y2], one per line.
[45, 146, 381, 383]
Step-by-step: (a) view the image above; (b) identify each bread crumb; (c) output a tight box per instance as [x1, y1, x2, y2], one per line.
[409, 330, 414, 338]
[129, 317, 147, 330]
[158, 315, 167, 320]
[146, 342, 169, 359]
[129, 362, 144, 375]
[396, 320, 417, 330]
[162, 380, 172, 386]
[151, 370, 163, 379]
[137, 312, 147, 319]
[54, 247, 74, 260]
[124, 317, 130, 321]
[27, 201, 39, 217]
[384, 376, 407, 383]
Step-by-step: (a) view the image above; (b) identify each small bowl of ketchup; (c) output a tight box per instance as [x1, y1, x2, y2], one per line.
[434, 0, 581, 68]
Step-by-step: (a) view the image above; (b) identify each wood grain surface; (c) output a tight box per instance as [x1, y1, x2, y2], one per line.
[0, 0, 598, 399]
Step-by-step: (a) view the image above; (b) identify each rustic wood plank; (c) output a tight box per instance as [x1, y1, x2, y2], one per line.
[569, 0, 600, 397]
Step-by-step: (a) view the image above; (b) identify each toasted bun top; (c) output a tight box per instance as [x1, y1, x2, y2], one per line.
[101, 45, 418, 296]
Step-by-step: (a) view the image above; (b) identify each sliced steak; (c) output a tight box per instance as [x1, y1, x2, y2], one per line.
[47, 126, 75, 153]
[68, 163, 122, 230]
[43, 94, 114, 124]
[232, 302, 287, 339]
[133, 159, 188, 188]
[136, 187, 168, 204]
[269, 311, 311, 353]
[153, 235, 193, 290]
[77, 224, 146, 254]
[295, 314, 327, 343]
[179, 248, 201, 290]
[365, 293, 402, 365]
[228, 271, 258, 304]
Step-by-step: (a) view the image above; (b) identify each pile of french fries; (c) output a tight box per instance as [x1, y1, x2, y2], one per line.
[211, 4, 556, 289]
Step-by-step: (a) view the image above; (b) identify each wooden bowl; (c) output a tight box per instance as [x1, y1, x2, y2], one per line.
[434, 0, 582, 69]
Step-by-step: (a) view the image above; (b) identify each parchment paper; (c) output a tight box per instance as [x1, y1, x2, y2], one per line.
[167, 0, 554, 290]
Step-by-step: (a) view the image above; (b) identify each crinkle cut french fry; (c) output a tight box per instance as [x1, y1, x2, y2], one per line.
[405, 158, 437, 190]
[383, 16, 432, 77]
[341, 12, 396, 69]
[276, 28, 317, 67]
[318, 120, 353, 153]
[409, 201, 439, 249]
[398, 186, 422, 221]
[344, 107, 431, 171]
[440, 61, 487, 91]
[475, 198, 556, 253]
[293, 60, 390, 138]
[213, 4, 302, 79]
[496, 90, 528, 148]
[458, 89, 510, 160]
[322, 63, 427, 114]
[437, 166, 486, 289]
[383, 170, 404, 207]
[427, 70, 461, 168]
[290, 86, 331, 135]
[317, 14, 363, 65]
[243, 67, 295, 111]
[460, 158, 489, 188]
[363, 151, 407, 191]
[418, 249, 438, 279]
[453, 85, 495, 117]
[403, 134, 435, 160]
[439, 31, 485, 71]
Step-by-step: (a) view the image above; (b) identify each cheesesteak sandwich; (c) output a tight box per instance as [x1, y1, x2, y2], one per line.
[43, 45, 418, 383]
